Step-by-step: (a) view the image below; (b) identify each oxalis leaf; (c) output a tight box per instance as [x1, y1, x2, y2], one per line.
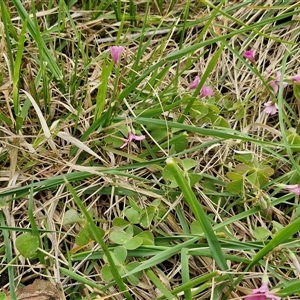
[16, 233, 39, 258]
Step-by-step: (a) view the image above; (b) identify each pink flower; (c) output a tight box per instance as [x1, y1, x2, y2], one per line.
[189, 76, 200, 89]
[291, 74, 300, 84]
[199, 85, 215, 98]
[245, 282, 281, 300]
[263, 101, 278, 115]
[243, 49, 256, 63]
[120, 132, 145, 149]
[110, 46, 125, 65]
[284, 184, 300, 196]
[269, 71, 288, 93]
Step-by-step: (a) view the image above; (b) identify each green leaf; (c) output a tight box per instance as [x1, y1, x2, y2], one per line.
[101, 264, 114, 281]
[188, 173, 202, 186]
[125, 262, 142, 285]
[109, 227, 131, 244]
[136, 231, 155, 245]
[226, 179, 244, 194]
[114, 246, 127, 265]
[124, 207, 140, 224]
[286, 128, 300, 152]
[212, 115, 230, 128]
[181, 158, 197, 171]
[0, 292, 5, 300]
[0, 198, 8, 209]
[113, 217, 129, 228]
[63, 209, 82, 225]
[190, 220, 204, 235]
[162, 164, 175, 181]
[124, 236, 143, 250]
[253, 227, 271, 240]
[234, 152, 253, 164]
[226, 172, 243, 181]
[174, 136, 188, 152]
[140, 206, 155, 228]
[293, 83, 300, 102]
[76, 224, 91, 246]
[15, 233, 39, 258]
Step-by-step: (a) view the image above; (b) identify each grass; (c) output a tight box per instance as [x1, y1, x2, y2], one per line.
[1, 0, 300, 299]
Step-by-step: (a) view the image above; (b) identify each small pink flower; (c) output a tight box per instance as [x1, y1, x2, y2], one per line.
[199, 85, 215, 98]
[284, 184, 300, 196]
[243, 49, 256, 63]
[245, 282, 281, 300]
[263, 101, 278, 115]
[291, 74, 300, 84]
[110, 46, 125, 65]
[189, 76, 200, 90]
[120, 132, 145, 149]
[269, 71, 288, 93]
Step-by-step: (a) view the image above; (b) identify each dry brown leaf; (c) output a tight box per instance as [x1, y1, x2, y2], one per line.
[6, 279, 61, 300]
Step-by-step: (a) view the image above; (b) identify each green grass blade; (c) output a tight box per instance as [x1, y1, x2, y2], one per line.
[166, 158, 229, 275]
[0, 212, 17, 300]
[246, 217, 300, 270]
[11, 0, 63, 80]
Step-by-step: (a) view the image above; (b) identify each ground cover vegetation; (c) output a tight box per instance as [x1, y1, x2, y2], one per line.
[1, 0, 300, 299]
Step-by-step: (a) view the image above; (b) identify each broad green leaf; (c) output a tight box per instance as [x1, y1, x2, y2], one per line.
[140, 206, 155, 228]
[182, 158, 197, 171]
[226, 179, 244, 194]
[76, 225, 91, 246]
[101, 264, 114, 281]
[114, 246, 127, 265]
[0, 198, 8, 209]
[188, 173, 202, 186]
[136, 231, 154, 245]
[286, 128, 300, 152]
[63, 209, 82, 225]
[109, 228, 131, 244]
[15, 233, 39, 258]
[235, 163, 251, 174]
[234, 153, 253, 164]
[124, 207, 140, 224]
[174, 136, 188, 152]
[190, 220, 204, 235]
[113, 217, 129, 228]
[126, 262, 142, 285]
[226, 172, 243, 181]
[212, 115, 230, 128]
[162, 164, 175, 181]
[124, 236, 143, 250]
[293, 84, 300, 102]
[253, 227, 271, 240]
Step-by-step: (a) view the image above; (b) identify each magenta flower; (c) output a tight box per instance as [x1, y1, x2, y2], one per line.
[245, 282, 281, 300]
[291, 74, 300, 84]
[284, 184, 300, 196]
[199, 85, 215, 98]
[189, 76, 200, 90]
[120, 132, 145, 149]
[263, 101, 278, 115]
[110, 46, 125, 65]
[243, 49, 256, 63]
[269, 71, 288, 93]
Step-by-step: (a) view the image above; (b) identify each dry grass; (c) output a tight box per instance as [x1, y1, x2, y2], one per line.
[1, 0, 300, 299]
